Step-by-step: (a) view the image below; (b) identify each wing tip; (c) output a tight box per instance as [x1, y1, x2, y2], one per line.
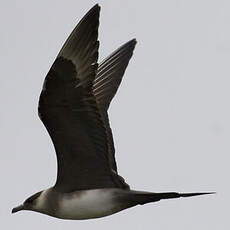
[130, 38, 137, 44]
[83, 4, 101, 21]
[123, 38, 137, 53]
[127, 38, 137, 47]
[91, 4, 101, 13]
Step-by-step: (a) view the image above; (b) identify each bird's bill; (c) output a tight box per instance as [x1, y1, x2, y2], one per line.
[12, 204, 24, 213]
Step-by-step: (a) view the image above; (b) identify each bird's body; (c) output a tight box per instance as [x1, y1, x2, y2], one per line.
[54, 189, 124, 220]
[35, 188, 134, 220]
[12, 4, 213, 220]
[16, 187, 210, 220]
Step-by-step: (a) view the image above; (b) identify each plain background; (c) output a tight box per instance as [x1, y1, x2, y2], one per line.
[1, 0, 229, 229]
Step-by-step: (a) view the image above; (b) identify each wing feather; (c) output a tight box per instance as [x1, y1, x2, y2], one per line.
[39, 5, 127, 192]
[92, 40, 136, 179]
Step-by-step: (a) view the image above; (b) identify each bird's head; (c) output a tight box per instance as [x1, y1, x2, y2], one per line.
[12, 191, 43, 214]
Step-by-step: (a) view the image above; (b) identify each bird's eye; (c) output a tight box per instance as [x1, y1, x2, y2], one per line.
[24, 191, 42, 204]
[24, 197, 34, 204]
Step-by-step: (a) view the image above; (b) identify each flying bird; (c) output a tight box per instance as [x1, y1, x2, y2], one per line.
[12, 4, 213, 220]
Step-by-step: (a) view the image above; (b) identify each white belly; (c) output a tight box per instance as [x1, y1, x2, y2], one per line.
[57, 188, 125, 220]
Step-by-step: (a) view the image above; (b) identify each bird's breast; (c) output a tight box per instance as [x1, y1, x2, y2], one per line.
[56, 188, 127, 220]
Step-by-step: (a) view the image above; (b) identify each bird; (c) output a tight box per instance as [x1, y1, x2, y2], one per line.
[12, 4, 213, 220]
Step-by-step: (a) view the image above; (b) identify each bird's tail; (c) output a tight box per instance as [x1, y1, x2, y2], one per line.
[130, 191, 215, 205]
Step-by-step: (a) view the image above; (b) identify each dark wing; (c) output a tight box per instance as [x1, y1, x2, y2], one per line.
[93, 39, 137, 111]
[38, 5, 125, 192]
[93, 40, 136, 175]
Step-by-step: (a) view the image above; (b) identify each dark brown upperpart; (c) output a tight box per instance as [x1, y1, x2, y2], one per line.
[38, 5, 135, 192]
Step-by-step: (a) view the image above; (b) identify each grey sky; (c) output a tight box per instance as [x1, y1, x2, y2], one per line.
[1, 0, 229, 229]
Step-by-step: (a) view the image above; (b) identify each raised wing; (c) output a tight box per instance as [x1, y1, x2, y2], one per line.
[38, 5, 127, 192]
[93, 40, 136, 174]
[93, 39, 137, 111]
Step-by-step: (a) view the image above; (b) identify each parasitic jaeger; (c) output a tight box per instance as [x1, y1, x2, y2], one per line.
[12, 4, 213, 220]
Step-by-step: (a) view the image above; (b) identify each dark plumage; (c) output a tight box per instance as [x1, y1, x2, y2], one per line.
[38, 5, 134, 192]
[12, 4, 214, 220]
